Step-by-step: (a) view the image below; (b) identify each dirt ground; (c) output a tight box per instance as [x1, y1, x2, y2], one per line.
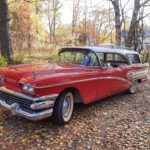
[0, 79, 150, 150]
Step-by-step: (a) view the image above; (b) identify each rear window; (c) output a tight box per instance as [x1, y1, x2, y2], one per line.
[126, 54, 141, 64]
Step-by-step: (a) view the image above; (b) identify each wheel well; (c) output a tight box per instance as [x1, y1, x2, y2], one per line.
[137, 79, 141, 83]
[59, 87, 83, 103]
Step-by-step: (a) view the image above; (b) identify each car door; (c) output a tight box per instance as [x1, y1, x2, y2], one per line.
[95, 53, 131, 100]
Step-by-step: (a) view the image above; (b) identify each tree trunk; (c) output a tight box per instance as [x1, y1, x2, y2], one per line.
[72, 0, 76, 35]
[35, 0, 39, 34]
[0, 0, 12, 59]
[72, 0, 80, 35]
[27, 23, 32, 55]
[52, 0, 56, 44]
[111, 0, 121, 46]
[125, 0, 141, 48]
[48, 0, 52, 43]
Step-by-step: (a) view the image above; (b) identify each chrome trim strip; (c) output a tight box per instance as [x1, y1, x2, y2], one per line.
[0, 100, 53, 121]
[127, 68, 149, 81]
[20, 69, 148, 90]
[0, 87, 59, 102]
[129, 74, 147, 78]
[131, 76, 148, 80]
[131, 69, 148, 73]
[29, 76, 131, 89]
[128, 68, 149, 74]
[31, 100, 55, 110]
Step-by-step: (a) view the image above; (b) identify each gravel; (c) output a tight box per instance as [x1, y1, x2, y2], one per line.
[0, 79, 150, 150]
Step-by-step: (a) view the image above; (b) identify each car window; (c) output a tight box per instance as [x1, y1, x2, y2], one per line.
[60, 51, 76, 63]
[126, 54, 141, 64]
[97, 53, 104, 61]
[97, 52, 128, 68]
[59, 50, 99, 66]
[106, 54, 113, 61]
[75, 52, 88, 64]
[114, 54, 126, 62]
[89, 53, 99, 66]
[105, 53, 126, 62]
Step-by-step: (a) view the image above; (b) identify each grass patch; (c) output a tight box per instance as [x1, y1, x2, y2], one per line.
[10, 49, 58, 65]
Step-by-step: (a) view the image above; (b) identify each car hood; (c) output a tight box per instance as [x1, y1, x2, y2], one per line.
[5, 62, 88, 77]
[0, 62, 96, 92]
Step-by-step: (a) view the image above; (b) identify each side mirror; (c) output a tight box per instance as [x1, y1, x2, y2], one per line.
[105, 63, 112, 69]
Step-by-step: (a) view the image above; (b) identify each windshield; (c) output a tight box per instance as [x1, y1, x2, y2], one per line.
[59, 49, 99, 66]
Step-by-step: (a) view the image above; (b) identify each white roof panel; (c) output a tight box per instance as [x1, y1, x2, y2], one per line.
[60, 46, 139, 55]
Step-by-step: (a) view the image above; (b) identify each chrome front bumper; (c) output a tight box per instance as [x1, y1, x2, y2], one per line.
[0, 87, 58, 121]
[0, 100, 53, 121]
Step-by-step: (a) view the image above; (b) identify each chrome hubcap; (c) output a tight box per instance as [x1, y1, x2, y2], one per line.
[62, 92, 74, 122]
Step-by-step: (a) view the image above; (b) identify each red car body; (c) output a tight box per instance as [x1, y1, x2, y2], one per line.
[0, 47, 149, 123]
[1, 62, 148, 103]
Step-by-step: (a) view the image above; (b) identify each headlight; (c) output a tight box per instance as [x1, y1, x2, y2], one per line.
[22, 84, 35, 94]
[28, 86, 34, 94]
[23, 84, 28, 91]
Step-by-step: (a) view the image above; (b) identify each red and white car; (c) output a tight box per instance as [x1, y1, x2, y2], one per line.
[0, 47, 149, 124]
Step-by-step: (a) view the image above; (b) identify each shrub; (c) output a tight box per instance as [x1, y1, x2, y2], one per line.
[0, 57, 8, 67]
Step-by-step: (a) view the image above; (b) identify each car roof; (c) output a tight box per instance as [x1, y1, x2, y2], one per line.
[59, 46, 139, 55]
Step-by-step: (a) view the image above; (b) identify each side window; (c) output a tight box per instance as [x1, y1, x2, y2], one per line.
[106, 53, 126, 62]
[127, 54, 141, 64]
[89, 53, 99, 66]
[105, 53, 128, 67]
[98, 53, 104, 61]
[106, 54, 114, 61]
[114, 54, 126, 62]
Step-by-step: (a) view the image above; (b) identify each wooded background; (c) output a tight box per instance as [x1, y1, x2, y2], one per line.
[0, 0, 150, 62]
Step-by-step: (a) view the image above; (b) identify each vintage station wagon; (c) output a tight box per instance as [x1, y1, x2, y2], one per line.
[0, 47, 149, 124]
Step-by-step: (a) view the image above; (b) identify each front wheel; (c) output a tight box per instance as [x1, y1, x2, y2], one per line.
[52, 91, 74, 125]
[128, 80, 138, 94]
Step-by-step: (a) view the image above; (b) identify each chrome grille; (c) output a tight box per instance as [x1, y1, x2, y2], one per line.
[0, 91, 33, 108]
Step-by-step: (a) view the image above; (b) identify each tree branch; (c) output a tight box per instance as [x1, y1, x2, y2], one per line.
[138, 12, 150, 21]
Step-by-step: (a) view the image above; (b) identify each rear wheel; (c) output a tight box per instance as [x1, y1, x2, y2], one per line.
[128, 80, 138, 94]
[52, 91, 74, 125]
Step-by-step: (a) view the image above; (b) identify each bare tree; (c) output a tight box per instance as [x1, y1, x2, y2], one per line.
[0, 0, 12, 59]
[90, 7, 114, 45]
[125, 0, 150, 48]
[119, 0, 130, 43]
[125, 0, 141, 48]
[46, 0, 61, 44]
[110, 0, 150, 49]
[83, 0, 88, 45]
[72, 0, 81, 35]
[110, 0, 121, 46]
[47, 0, 53, 43]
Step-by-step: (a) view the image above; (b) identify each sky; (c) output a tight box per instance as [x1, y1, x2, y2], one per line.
[60, 0, 72, 24]
[60, 0, 101, 24]
[42, 0, 150, 29]
[60, 0, 150, 25]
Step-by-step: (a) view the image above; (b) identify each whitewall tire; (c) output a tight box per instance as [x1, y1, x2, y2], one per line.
[52, 91, 74, 125]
